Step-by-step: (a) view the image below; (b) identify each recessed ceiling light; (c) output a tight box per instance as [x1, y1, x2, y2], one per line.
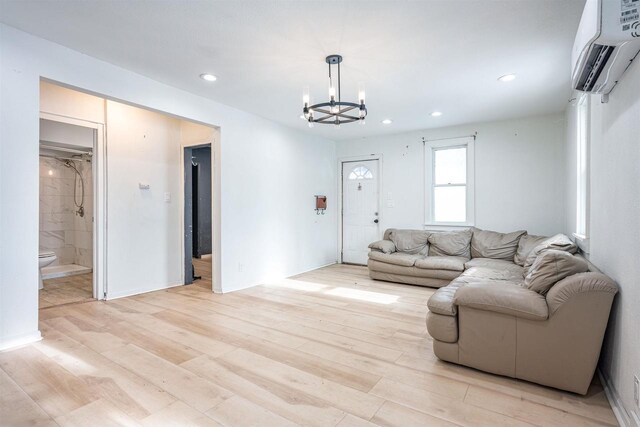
[382, 119, 393, 125]
[430, 111, 443, 117]
[200, 73, 217, 82]
[498, 74, 516, 82]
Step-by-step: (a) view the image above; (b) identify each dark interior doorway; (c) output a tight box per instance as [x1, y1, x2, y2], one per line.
[184, 145, 212, 284]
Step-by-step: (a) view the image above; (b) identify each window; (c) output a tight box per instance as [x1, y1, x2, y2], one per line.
[348, 165, 373, 180]
[425, 137, 475, 225]
[575, 94, 590, 248]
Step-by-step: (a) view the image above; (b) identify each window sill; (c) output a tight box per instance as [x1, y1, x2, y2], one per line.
[573, 233, 590, 254]
[424, 223, 474, 231]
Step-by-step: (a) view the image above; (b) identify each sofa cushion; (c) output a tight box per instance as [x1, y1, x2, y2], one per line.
[368, 239, 396, 254]
[514, 234, 548, 266]
[428, 229, 472, 259]
[454, 281, 549, 320]
[470, 228, 527, 260]
[524, 250, 589, 295]
[460, 264, 524, 286]
[388, 229, 430, 255]
[465, 258, 522, 271]
[415, 256, 466, 271]
[368, 251, 424, 267]
[523, 234, 578, 271]
[368, 259, 461, 280]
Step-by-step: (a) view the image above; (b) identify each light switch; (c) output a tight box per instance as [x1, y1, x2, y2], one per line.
[386, 200, 394, 208]
[164, 192, 171, 203]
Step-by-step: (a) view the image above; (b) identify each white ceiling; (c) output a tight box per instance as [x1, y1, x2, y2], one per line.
[0, 0, 584, 141]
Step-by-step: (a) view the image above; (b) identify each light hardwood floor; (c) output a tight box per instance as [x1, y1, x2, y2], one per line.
[193, 256, 213, 290]
[2, 264, 616, 426]
[39, 273, 94, 308]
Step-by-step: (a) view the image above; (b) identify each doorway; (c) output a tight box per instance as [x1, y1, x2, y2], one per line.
[341, 159, 380, 265]
[184, 145, 213, 287]
[38, 115, 105, 307]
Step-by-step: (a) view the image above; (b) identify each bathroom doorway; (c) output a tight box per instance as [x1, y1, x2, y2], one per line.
[183, 144, 213, 288]
[38, 115, 105, 307]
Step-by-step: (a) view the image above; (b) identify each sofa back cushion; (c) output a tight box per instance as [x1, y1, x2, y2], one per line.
[524, 250, 588, 295]
[523, 234, 577, 271]
[470, 228, 527, 260]
[514, 234, 548, 266]
[388, 229, 430, 255]
[428, 229, 472, 259]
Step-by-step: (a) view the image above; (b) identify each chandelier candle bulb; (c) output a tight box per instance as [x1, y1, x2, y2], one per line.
[302, 86, 310, 106]
[301, 54, 367, 126]
[358, 82, 366, 103]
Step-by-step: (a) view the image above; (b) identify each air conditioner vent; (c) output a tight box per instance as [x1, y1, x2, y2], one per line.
[576, 44, 614, 92]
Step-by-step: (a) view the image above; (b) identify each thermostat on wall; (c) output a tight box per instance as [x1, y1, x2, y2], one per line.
[139, 183, 150, 190]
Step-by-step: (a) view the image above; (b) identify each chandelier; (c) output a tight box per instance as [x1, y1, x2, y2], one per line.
[302, 55, 367, 127]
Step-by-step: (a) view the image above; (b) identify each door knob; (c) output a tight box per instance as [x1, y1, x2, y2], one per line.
[374, 219, 379, 224]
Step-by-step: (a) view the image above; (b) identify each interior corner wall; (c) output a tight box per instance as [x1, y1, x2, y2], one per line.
[0, 24, 337, 349]
[565, 59, 640, 425]
[336, 114, 566, 236]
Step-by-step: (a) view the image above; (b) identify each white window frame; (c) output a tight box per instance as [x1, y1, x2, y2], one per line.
[574, 94, 590, 252]
[424, 136, 475, 227]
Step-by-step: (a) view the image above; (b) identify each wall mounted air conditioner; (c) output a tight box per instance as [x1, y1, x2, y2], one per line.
[572, 0, 640, 98]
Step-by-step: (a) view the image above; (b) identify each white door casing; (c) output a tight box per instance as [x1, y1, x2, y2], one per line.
[342, 160, 379, 265]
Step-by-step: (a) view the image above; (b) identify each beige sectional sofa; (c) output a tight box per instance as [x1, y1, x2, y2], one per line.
[368, 228, 618, 394]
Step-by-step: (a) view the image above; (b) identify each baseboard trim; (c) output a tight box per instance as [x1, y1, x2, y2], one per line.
[106, 281, 183, 300]
[0, 330, 42, 352]
[599, 369, 640, 427]
[291, 262, 337, 276]
[219, 261, 338, 294]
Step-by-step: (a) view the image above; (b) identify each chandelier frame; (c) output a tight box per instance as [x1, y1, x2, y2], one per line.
[303, 55, 367, 126]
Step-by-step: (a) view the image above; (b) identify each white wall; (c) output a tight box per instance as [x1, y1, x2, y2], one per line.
[565, 60, 640, 425]
[105, 101, 183, 298]
[337, 114, 566, 236]
[0, 24, 337, 349]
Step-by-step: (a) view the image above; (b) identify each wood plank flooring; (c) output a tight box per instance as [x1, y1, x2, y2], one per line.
[2, 264, 616, 426]
[39, 273, 94, 308]
[193, 256, 213, 290]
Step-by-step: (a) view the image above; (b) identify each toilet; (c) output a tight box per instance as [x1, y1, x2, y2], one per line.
[38, 251, 57, 290]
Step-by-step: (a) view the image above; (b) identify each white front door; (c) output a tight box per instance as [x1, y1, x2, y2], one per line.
[342, 159, 380, 265]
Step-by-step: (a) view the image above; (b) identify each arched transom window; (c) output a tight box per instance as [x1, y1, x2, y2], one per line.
[348, 166, 373, 180]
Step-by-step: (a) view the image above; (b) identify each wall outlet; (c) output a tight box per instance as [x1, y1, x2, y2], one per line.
[238, 263, 244, 273]
[164, 192, 171, 203]
[634, 375, 639, 408]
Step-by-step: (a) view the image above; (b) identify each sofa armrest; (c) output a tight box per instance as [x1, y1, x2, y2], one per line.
[454, 281, 548, 320]
[368, 239, 396, 254]
[546, 272, 618, 316]
[428, 285, 459, 316]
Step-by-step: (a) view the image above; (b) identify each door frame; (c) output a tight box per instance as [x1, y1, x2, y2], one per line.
[337, 154, 383, 264]
[39, 112, 107, 300]
[180, 137, 222, 293]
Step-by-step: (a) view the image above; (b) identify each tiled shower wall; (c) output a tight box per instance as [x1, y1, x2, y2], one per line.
[39, 157, 93, 268]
